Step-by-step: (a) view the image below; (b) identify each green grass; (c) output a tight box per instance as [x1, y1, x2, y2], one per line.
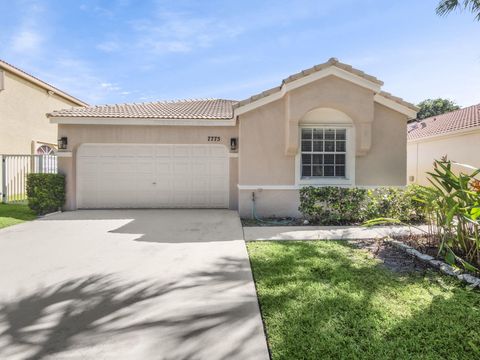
[0, 203, 36, 229]
[247, 241, 480, 360]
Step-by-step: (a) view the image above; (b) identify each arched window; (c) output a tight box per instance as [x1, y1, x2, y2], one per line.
[36, 145, 56, 155]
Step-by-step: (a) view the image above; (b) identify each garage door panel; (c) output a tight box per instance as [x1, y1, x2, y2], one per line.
[173, 192, 191, 207]
[77, 144, 228, 209]
[193, 177, 209, 191]
[192, 146, 209, 157]
[155, 146, 172, 157]
[192, 159, 210, 175]
[211, 166, 227, 176]
[174, 162, 190, 175]
[211, 177, 228, 189]
[191, 192, 209, 206]
[134, 145, 155, 157]
[173, 177, 191, 191]
[174, 146, 191, 157]
[155, 190, 172, 203]
[210, 146, 228, 157]
[135, 160, 155, 174]
[157, 161, 173, 174]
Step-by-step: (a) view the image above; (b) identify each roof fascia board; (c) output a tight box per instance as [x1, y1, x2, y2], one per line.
[0, 62, 88, 106]
[374, 94, 417, 119]
[49, 117, 237, 126]
[288, 66, 382, 94]
[408, 126, 480, 144]
[234, 66, 382, 116]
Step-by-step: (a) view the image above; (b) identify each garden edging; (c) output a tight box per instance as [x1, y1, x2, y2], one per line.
[385, 237, 480, 289]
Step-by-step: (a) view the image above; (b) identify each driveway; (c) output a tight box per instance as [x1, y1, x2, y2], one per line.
[0, 210, 269, 360]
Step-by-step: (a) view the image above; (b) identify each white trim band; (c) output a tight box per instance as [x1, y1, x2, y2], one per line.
[237, 184, 407, 190]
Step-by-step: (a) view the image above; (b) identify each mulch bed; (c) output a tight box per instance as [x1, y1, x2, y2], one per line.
[350, 239, 430, 274]
[393, 234, 440, 258]
[241, 217, 305, 227]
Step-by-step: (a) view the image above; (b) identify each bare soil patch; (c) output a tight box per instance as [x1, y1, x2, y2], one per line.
[349, 239, 430, 274]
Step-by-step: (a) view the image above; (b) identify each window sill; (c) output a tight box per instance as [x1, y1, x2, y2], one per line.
[297, 177, 353, 186]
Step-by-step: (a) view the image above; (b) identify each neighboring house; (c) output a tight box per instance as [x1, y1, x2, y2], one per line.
[0, 59, 87, 155]
[48, 58, 417, 217]
[407, 103, 480, 186]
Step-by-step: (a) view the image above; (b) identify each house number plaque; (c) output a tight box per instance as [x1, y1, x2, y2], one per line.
[207, 136, 221, 142]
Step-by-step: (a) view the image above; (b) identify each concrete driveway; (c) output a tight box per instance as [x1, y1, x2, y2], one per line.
[0, 210, 269, 360]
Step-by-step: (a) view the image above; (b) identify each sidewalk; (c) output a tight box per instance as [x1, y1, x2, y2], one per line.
[243, 225, 429, 241]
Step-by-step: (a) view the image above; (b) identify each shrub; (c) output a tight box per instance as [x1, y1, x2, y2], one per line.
[299, 185, 425, 225]
[366, 185, 425, 223]
[26, 174, 65, 215]
[299, 187, 369, 225]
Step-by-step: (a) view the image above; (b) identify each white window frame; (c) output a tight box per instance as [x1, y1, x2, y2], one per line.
[295, 124, 355, 186]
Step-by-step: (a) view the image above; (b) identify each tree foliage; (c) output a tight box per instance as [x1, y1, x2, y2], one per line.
[416, 98, 460, 119]
[436, 0, 480, 21]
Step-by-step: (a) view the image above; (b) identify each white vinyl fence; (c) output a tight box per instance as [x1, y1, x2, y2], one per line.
[0, 154, 57, 203]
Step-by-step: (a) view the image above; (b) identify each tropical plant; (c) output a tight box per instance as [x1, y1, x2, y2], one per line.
[436, 0, 480, 21]
[420, 158, 480, 272]
[366, 158, 480, 273]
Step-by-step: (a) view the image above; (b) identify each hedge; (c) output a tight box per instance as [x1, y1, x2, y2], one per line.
[298, 185, 425, 225]
[26, 174, 65, 215]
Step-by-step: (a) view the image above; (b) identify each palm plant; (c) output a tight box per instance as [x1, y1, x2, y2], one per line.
[436, 0, 480, 21]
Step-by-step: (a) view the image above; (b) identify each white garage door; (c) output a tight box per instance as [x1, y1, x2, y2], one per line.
[77, 144, 229, 208]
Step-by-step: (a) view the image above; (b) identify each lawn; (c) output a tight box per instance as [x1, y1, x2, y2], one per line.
[247, 241, 480, 360]
[0, 203, 36, 229]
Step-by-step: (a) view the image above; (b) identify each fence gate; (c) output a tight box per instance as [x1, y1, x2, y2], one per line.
[0, 155, 58, 203]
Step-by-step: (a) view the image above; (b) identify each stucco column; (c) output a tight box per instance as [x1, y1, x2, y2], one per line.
[285, 93, 299, 156]
[58, 155, 75, 210]
[356, 122, 372, 156]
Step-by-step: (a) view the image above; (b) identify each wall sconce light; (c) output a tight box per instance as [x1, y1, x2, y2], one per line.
[230, 137, 238, 152]
[58, 137, 68, 150]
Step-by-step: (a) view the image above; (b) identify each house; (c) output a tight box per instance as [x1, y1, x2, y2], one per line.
[0, 59, 87, 155]
[407, 103, 480, 185]
[47, 58, 417, 217]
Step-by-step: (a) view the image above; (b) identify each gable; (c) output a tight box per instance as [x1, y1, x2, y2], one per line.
[234, 58, 417, 119]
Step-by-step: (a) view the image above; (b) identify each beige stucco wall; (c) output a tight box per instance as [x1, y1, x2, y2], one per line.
[0, 70, 80, 154]
[56, 75, 410, 217]
[238, 75, 409, 217]
[58, 124, 239, 210]
[238, 190, 301, 218]
[355, 103, 407, 185]
[407, 130, 480, 186]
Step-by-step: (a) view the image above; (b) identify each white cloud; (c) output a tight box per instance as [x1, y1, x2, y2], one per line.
[11, 30, 43, 53]
[130, 12, 244, 55]
[7, 0, 46, 55]
[30, 57, 126, 104]
[96, 41, 120, 52]
[100, 82, 121, 91]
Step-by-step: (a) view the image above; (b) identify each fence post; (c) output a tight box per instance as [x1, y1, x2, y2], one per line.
[38, 155, 44, 174]
[1, 156, 7, 203]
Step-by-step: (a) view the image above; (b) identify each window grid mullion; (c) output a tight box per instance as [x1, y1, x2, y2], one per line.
[301, 127, 347, 178]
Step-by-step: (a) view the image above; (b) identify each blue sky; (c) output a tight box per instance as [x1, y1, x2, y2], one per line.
[0, 0, 479, 106]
